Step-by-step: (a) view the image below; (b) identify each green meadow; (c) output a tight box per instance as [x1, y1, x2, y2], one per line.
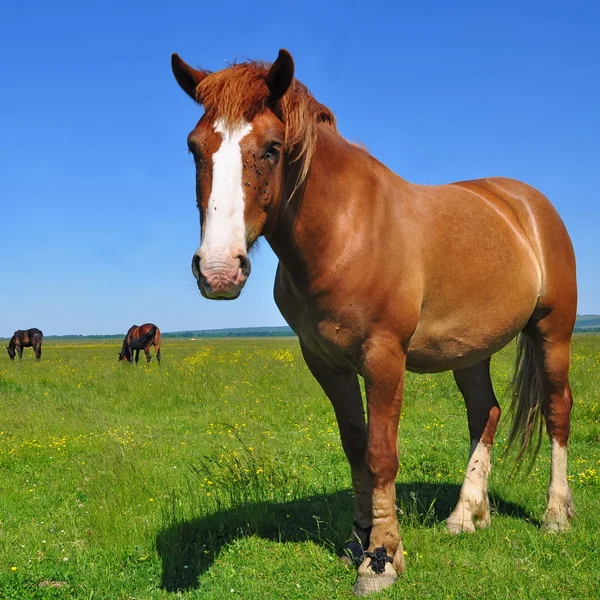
[0, 335, 599, 599]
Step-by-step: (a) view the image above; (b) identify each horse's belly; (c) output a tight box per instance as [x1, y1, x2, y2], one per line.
[406, 332, 514, 373]
[406, 306, 533, 373]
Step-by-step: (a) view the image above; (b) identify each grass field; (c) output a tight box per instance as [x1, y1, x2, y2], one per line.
[0, 335, 599, 599]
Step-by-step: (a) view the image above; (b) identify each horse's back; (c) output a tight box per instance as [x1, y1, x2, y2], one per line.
[451, 176, 576, 314]
[126, 323, 159, 346]
[138, 323, 158, 337]
[452, 177, 574, 260]
[406, 176, 575, 371]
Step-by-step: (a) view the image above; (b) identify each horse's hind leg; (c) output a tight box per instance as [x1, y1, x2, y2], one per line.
[144, 346, 151, 363]
[156, 346, 161, 364]
[447, 358, 501, 534]
[534, 324, 575, 532]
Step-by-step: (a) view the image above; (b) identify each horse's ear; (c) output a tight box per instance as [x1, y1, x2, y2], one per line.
[266, 49, 294, 105]
[171, 53, 208, 102]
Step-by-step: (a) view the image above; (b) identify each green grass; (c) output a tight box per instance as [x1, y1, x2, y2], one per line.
[0, 335, 599, 599]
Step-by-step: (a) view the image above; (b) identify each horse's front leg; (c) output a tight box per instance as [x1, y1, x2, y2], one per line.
[354, 340, 406, 596]
[17, 346, 23, 360]
[299, 342, 372, 565]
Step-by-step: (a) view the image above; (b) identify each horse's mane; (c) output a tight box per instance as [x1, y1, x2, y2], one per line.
[195, 61, 338, 186]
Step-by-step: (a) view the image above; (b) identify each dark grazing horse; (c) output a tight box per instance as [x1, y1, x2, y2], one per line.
[7, 328, 43, 360]
[172, 49, 577, 595]
[118, 323, 161, 364]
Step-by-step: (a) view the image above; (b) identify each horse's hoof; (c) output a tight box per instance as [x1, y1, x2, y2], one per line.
[341, 540, 365, 568]
[542, 510, 573, 533]
[446, 499, 490, 534]
[446, 518, 476, 534]
[542, 498, 574, 533]
[353, 546, 403, 596]
[353, 562, 397, 596]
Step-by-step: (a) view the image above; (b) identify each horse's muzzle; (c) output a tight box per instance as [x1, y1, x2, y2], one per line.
[192, 250, 251, 300]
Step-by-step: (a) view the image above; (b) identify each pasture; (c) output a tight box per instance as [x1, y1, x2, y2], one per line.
[0, 336, 598, 599]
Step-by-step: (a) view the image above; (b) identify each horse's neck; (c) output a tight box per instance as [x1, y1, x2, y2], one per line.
[267, 127, 382, 283]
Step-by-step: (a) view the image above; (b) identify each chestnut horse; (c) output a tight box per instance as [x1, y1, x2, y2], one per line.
[6, 328, 43, 360]
[118, 323, 161, 364]
[172, 49, 577, 595]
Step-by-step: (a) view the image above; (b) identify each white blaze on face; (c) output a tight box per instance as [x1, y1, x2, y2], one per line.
[200, 118, 253, 253]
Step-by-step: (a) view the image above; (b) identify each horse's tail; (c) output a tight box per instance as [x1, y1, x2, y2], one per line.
[154, 327, 162, 363]
[506, 331, 545, 468]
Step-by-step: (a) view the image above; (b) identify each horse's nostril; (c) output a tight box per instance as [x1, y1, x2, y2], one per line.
[192, 253, 201, 277]
[238, 254, 251, 277]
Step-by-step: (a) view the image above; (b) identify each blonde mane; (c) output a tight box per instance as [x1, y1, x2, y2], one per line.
[194, 61, 338, 186]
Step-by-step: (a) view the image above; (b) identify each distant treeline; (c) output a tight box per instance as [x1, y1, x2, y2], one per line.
[574, 315, 600, 332]
[5, 319, 598, 340]
[35, 326, 296, 340]
[44, 334, 124, 339]
[163, 326, 295, 338]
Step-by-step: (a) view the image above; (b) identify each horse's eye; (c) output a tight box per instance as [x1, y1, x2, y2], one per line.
[188, 140, 204, 164]
[263, 142, 281, 163]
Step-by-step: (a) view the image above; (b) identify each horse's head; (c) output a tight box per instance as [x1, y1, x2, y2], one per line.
[118, 348, 133, 363]
[171, 50, 297, 299]
[6, 345, 15, 360]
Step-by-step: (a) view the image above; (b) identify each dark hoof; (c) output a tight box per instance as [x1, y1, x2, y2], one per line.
[341, 540, 365, 568]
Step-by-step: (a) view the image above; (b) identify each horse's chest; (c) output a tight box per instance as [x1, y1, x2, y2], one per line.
[312, 320, 360, 364]
[276, 287, 358, 370]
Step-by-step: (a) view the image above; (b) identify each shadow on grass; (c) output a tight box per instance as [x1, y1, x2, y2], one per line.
[156, 482, 536, 592]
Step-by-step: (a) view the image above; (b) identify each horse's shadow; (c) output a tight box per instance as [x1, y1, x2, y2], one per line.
[155, 482, 536, 592]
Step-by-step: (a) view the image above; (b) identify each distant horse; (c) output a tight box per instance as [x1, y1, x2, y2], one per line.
[118, 324, 161, 364]
[172, 49, 577, 595]
[6, 328, 43, 360]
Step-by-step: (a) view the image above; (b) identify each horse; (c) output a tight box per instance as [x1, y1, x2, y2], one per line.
[6, 328, 43, 360]
[118, 323, 161, 364]
[171, 49, 577, 595]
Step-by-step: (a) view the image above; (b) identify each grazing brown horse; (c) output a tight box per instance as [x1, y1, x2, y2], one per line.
[172, 49, 577, 595]
[6, 328, 43, 360]
[118, 324, 161, 364]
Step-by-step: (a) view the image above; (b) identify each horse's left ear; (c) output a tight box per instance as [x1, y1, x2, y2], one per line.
[172, 53, 208, 102]
[266, 49, 295, 105]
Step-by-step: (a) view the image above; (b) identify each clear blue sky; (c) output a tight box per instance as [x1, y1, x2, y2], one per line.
[1, 1, 598, 336]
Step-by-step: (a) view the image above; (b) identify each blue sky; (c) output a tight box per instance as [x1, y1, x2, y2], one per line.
[1, 1, 598, 336]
